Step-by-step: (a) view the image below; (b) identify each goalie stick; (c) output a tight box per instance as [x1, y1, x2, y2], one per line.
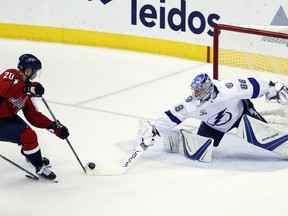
[86, 143, 147, 176]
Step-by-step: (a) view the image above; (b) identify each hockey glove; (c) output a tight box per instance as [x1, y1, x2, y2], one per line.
[135, 119, 160, 150]
[266, 81, 288, 105]
[47, 120, 70, 139]
[24, 81, 45, 97]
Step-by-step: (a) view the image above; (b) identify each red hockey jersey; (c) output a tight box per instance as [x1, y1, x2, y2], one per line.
[0, 69, 53, 128]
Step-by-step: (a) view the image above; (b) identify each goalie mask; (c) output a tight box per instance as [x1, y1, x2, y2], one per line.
[191, 73, 214, 106]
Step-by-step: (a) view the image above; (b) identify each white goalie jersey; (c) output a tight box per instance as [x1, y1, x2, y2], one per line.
[154, 77, 270, 134]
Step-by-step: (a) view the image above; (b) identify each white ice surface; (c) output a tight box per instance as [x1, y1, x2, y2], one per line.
[1, 39, 288, 216]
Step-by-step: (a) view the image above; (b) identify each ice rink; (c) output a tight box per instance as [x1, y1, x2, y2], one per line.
[1, 39, 288, 216]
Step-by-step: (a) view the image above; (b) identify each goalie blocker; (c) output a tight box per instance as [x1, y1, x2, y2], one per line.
[237, 115, 288, 157]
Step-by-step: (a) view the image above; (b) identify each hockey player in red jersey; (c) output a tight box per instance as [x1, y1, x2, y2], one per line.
[0, 54, 69, 180]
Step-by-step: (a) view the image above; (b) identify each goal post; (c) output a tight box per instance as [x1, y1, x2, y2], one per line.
[213, 24, 288, 125]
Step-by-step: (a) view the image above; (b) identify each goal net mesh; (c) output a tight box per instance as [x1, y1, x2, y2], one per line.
[213, 24, 288, 125]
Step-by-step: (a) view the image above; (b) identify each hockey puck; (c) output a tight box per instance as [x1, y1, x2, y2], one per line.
[88, 162, 96, 170]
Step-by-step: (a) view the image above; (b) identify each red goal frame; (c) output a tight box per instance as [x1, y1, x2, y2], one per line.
[213, 24, 288, 80]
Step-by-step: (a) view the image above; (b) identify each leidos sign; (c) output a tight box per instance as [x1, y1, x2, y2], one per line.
[131, 0, 220, 37]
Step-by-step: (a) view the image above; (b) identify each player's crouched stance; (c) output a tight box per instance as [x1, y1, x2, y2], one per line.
[136, 73, 288, 162]
[0, 54, 69, 180]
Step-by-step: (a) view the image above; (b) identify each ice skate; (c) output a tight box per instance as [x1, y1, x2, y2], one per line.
[36, 165, 56, 180]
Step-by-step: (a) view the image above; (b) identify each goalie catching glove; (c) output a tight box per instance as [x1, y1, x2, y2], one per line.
[266, 81, 288, 105]
[46, 120, 70, 139]
[135, 119, 160, 149]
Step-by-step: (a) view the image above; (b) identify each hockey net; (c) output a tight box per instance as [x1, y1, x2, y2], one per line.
[213, 24, 288, 125]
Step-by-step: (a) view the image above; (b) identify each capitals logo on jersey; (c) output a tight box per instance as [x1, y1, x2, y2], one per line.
[9, 97, 25, 109]
[207, 108, 232, 126]
[8, 96, 28, 114]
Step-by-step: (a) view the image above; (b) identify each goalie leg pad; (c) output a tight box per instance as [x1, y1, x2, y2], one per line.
[179, 129, 214, 163]
[236, 115, 288, 157]
[163, 129, 214, 162]
[163, 129, 180, 153]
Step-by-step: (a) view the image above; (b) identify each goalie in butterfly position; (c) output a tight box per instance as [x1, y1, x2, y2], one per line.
[136, 73, 288, 162]
[0, 54, 69, 180]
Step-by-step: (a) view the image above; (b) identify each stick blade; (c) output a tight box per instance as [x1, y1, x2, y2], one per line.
[86, 166, 126, 176]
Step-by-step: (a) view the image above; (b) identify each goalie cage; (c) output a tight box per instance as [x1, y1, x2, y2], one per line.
[213, 24, 288, 126]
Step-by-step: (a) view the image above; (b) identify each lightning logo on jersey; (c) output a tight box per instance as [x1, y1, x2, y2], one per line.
[207, 108, 232, 127]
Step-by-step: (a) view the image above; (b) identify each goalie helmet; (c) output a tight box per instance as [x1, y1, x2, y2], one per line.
[191, 73, 214, 106]
[17, 54, 42, 74]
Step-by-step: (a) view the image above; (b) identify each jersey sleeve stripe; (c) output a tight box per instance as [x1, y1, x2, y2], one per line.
[164, 110, 181, 125]
[248, 77, 260, 98]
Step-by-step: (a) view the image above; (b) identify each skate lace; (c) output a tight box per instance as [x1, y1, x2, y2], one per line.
[37, 165, 52, 176]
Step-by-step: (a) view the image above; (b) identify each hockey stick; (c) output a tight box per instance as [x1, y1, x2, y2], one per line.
[41, 97, 87, 174]
[86, 143, 147, 176]
[0, 153, 39, 180]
